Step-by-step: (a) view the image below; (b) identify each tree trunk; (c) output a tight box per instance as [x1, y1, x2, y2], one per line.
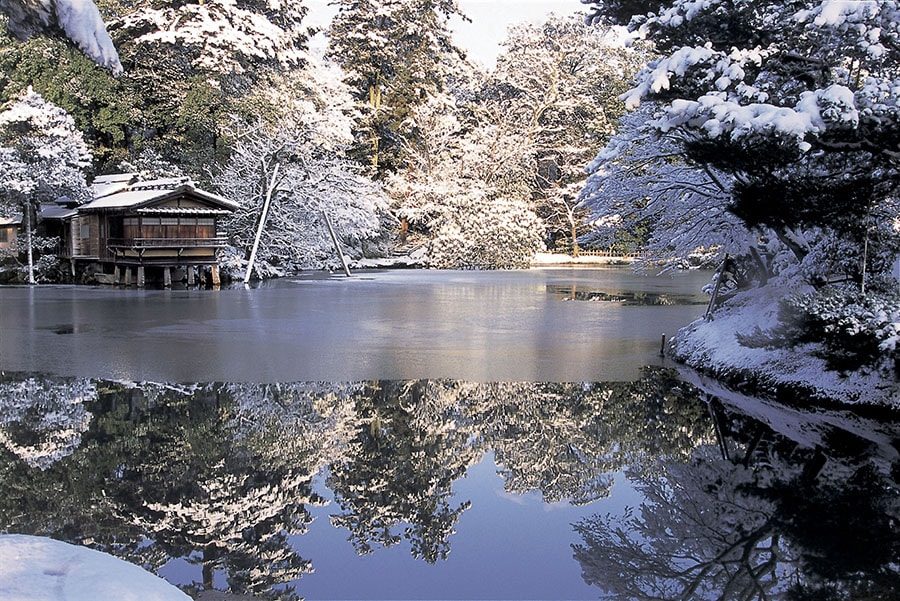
[24, 203, 35, 285]
[570, 223, 579, 257]
[369, 79, 382, 170]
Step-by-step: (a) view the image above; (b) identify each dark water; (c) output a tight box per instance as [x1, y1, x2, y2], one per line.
[0, 269, 897, 600]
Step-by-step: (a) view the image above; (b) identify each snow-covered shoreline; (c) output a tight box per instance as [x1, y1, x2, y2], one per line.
[669, 286, 900, 411]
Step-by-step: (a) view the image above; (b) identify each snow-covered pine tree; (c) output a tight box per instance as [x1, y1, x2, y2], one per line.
[584, 0, 900, 289]
[583, 0, 900, 385]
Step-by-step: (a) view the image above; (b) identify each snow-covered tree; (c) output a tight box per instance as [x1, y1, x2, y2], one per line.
[216, 114, 391, 277]
[327, 0, 466, 174]
[427, 191, 544, 270]
[579, 105, 755, 269]
[112, 0, 307, 82]
[492, 14, 648, 252]
[386, 92, 544, 269]
[98, 0, 311, 175]
[584, 0, 900, 289]
[0, 0, 122, 73]
[0, 87, 90, 283]
[581, 0, 900, 380]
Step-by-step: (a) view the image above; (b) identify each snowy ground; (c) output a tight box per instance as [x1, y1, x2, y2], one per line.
[530, 252, 634, 266]
[670, 285, 900, 409]
[0, 534, 190, 600]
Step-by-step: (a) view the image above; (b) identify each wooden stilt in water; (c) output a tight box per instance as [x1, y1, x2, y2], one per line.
[163, 267, 172, 288]
[187, 266, 196, 286]
[137, 266, 146, 288]
[210, 264, 220, 287]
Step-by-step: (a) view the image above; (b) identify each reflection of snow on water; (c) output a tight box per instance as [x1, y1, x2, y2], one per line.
[0, 376, 95, 470]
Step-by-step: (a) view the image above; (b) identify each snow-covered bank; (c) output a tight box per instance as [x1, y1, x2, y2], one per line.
[0, 534, 190, 600]
[350, 251, 635, 270]
[530, 252, 634, 266]
[669, 286, 900, 410]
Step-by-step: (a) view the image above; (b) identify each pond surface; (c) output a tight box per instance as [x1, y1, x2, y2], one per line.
[0, 268, 897, 601]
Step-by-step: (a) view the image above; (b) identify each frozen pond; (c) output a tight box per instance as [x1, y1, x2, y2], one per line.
[1, 268, 897, 601]
[0, 268, 712, 382]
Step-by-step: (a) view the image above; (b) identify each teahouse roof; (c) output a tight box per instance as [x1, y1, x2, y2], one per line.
[78, 176, 238, 214]
[39, 204, 79, 220]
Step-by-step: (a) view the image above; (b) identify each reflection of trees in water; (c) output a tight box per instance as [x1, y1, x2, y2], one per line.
[573, 395, 900, 601]
[0, 375, 95, 470]
[0, 379, 358, 600]
[326, 380, 481, 563]
[1, 369, 757, 597]
[475, 370, 713, 505]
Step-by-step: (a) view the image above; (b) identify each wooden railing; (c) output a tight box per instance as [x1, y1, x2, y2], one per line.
[107, 237, 227, 248]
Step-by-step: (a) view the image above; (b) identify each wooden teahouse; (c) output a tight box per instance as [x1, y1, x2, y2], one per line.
[42, 174, 238, 286]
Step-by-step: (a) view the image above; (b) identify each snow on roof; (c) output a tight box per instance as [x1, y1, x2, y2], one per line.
[91, 173, 139, 199]
[0, 215, 22, 226]
[81, 175, 238, 212]
[136, 206, 232, 215]
[40, 204, 79, 220]
[92, 173, 138, 185]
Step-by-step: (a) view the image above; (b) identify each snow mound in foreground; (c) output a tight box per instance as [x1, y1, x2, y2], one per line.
[0, 534, 190, 601]
[670, 285, 900, 408]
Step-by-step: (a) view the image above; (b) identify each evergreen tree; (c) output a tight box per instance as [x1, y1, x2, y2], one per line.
[584, 0, 900, 290]
[327, 0, 466, 175]
[1, 0, 312, 176]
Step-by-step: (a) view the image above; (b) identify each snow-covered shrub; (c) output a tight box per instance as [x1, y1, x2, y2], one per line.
[778, 286, 900, 373]
[428, 196, 544, 270]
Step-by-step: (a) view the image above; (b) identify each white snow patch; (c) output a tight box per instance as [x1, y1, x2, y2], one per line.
[671, 285, 900, 407]
[0, 534, 190, 600]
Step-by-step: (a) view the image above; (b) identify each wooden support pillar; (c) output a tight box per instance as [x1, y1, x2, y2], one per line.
[210, 264, 220, 287]
[187, 266, 196, 286]
[137, 266, 146, 288]
[114, 266, 121, 285]
[163, 267, 172, 288]
[124, 267, 132, 287]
